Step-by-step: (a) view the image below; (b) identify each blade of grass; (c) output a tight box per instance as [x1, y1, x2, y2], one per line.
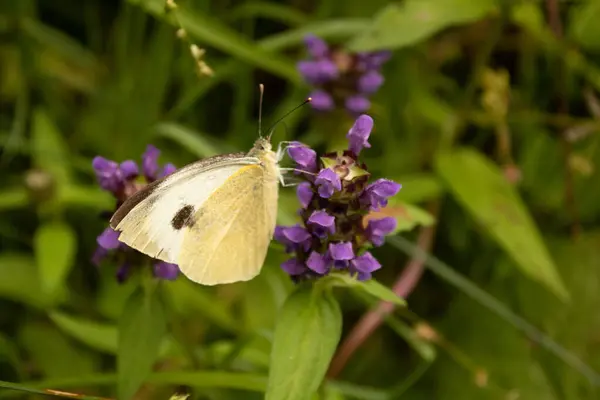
[387, 235, 600, 386]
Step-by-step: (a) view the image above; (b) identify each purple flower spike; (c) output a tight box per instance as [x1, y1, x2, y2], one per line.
[345, 95, 371, 115]
[274, 225, 312, 252]
[288, 142, 317, 172]
[350, 252, 381, 281]
[358, 70, 384, 94]
[281, 258, 307, 275]
[304, 34, 329, 58]
[358, 51, 392, 69]
[307, 210, 335, 238]
[366, 217, 397, 246]
[346, 114, 373, 155]
[298, 60, 338, 84]
[362, 179, 402, 210]
[315, 168, 342, 198]
[92, 156, 122, 193]
[142, 145, 160, 180]
[310, 90, 335, 111]
[97, 227, 121, 250]
[154, 262, 179, 280]
[306, 251, 331, 274]
[296, 182, 314, 209]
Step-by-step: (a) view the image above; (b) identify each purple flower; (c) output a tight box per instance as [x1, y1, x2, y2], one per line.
[345, 95, 371, 115]
[366, 217, 397, 247]
[329, 242, 354, 269]
[304, 34, 329, 58]
[97, 227, 121, 250]
[154, 262, 179, 280]
[281, 258, 307, 275]
[160, 163, 177, 178]
[358, 51, 392, 69]
[92, 157, 122, 192]
[306, 251, 331, 274]
[119, 160, 139, 180]
[361, 179, 402, 210]
[315, 168, 342, 198]
[274, 225, 312, 253]
[297, 61, 338, 84]
[116, 262, 131, 284]
[92, 146, 179, 282]
[307, 210, 335, 238]
[142, 145, 160, 180]
[288, 142, 317, 172]
[358, 70, 384, 94]
[350, 252, 381, 280]
[91, 247, 108, 267]
[310, 90, 335, 111]
[346, 114, 373, 155]
[296, 182, 314, 208]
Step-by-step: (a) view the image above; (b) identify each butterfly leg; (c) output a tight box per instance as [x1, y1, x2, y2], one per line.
[275, 141, 303, 161]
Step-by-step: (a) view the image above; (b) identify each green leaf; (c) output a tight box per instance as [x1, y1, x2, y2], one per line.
[0, 187, 28, 212]
[34, 221, 77, 298]
[59, 185, 114, 210]
[18, 320, 98, 379]
[31, 109, 71, 184]
[366, 201, 434, 234]
[0, 253, 52, 308]
[349, 0, 498, 51]
[154, 122, 225, 158]
[266, 285, 342, 400]
[130, 0, 299, 83]
[394, 173, 444, 204]
[118, 287, 167, 400]
[435, 148, 569, 301]
[49, 312, 119, 354]
[569, 0, 600, 51]
[326, 273, 406, 307]
[0, 332, 23, 377]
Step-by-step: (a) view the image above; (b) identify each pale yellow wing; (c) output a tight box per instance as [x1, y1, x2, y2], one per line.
[178, 164, 278, 285]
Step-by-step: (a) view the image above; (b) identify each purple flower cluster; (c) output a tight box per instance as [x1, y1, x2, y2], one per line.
[275, 114, 402, 281]
[92, 145, 179, 282]
[297, 34, 391, 116]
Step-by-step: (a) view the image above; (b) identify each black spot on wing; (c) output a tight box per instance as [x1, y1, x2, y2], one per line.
[171, 205, 195, 230]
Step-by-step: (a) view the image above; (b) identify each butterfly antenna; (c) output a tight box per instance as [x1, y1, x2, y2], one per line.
[267, 97, 312, 141]
[258, 84, 265, 137]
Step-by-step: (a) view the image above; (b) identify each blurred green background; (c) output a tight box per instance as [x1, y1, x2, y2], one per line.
[2, 0, 600, 399]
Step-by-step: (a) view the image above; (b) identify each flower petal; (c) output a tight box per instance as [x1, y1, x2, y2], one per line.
[328, 242, 354, 261]
[97, 227, 121, 250]
[346, 114, 373, 155]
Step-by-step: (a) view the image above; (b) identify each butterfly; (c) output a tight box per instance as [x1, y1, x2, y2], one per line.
[109, 87, 309, 285]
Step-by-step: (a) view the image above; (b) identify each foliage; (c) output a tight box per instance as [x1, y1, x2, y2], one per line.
[1, 0, 600, 399]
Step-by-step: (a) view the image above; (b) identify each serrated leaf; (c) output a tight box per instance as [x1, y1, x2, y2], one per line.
[49, 311, 119, 354]
[569, 0, 600, 51]
[34, 221, 76, 298]
[435, 148, 569, 301]
[266, 285, 342, 400]
[118, 287, 167, 400]
[349, 0, 498, 52]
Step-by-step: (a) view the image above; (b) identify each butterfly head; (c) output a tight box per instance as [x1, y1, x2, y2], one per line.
[249, 137, 273, 157]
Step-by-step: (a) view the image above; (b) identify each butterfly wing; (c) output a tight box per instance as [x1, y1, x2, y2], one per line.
[178, 163, 279, 285]
[109, 154, 258, 264]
